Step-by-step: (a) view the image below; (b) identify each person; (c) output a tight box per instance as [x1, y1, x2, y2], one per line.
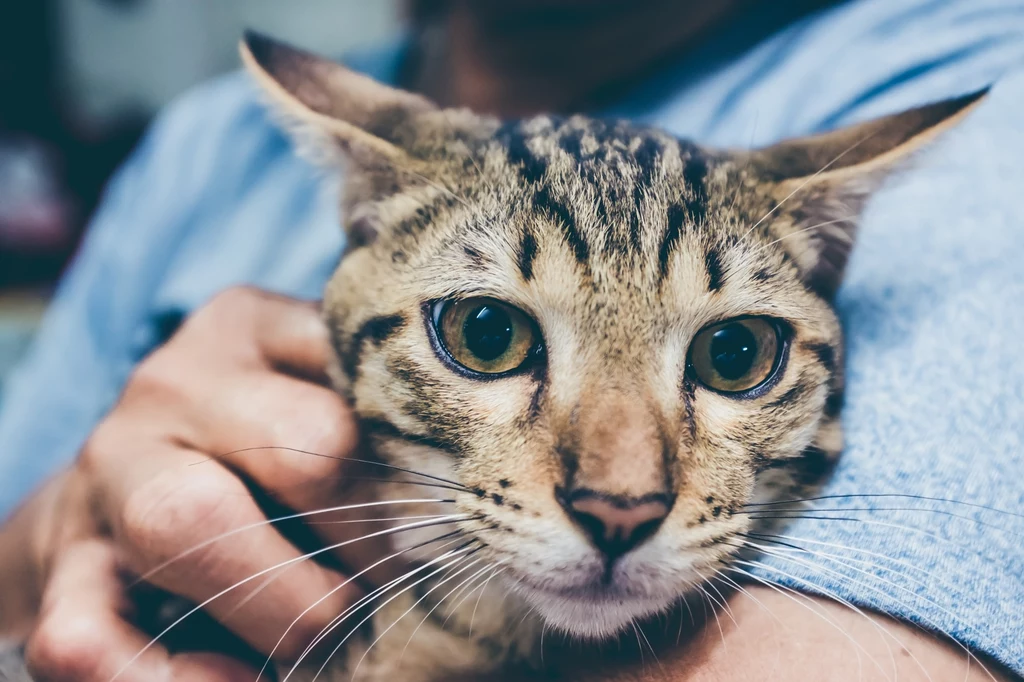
[1, 0, 1023, 680]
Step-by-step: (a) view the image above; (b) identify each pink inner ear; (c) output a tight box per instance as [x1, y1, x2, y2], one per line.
[748, 89, 985, 184]
[243, 29, 436, 134]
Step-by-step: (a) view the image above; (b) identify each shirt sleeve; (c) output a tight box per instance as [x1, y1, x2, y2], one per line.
[0, 76, 261, 519]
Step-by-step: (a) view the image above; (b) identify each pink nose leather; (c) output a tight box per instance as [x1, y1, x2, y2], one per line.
[565, 495, 671, 559]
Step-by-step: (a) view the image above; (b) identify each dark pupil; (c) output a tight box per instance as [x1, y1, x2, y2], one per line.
[463, 306, 513, 362]
[709, 324, 757, 381]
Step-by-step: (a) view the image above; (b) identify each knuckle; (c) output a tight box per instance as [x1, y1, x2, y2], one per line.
[26, 614, 105, 682]
[266, 396, 356, 484]
[172, 286, 265, 354]
[119, 467, 239, 568]
[78, 421, 119, 474]
[271, 447, 343, 494]
[206, 285, 262, 317]
[297, 395, 357, 456]
[121, 353, 185, 405]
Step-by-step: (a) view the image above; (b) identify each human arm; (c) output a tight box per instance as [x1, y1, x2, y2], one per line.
[557, 588, 1015, 682]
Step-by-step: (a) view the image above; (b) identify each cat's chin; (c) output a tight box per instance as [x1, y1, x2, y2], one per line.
[519, 587, 672, 640]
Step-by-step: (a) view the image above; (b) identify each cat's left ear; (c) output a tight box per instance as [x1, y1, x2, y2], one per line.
[739, 90, 986, 297]
[240, 30, 439, 170]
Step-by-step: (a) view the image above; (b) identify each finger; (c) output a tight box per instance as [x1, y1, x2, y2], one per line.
[101, 443, 362, 660]
[166, 370, 408, 587]
[185, 288, 330, 380]
[251, 292, 331, 380]
[27, 540, 257, 682]
[200, 376, 424, 586]
[144, 290, 364, 517]
[188, 372, 359, 511]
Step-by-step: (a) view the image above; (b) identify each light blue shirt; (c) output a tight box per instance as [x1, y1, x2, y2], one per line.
[2, 0, 1023, 672]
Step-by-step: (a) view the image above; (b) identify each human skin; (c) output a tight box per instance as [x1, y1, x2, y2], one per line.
[555, 590, 1011, 682]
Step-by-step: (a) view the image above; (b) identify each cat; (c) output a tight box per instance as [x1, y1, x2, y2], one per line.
[233, 31, 985, 682]
[0, 27, 983, 682]
[0, 29, 982, 682]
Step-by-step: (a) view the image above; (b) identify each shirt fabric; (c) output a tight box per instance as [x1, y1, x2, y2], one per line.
[1, 0, 1023, 672]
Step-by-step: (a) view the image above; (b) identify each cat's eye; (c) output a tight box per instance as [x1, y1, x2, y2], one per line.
[688, 317, 784, 395]
[433, 298, 540, 375]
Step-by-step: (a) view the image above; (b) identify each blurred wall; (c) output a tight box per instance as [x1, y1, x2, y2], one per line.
[58, 0, 402, 126]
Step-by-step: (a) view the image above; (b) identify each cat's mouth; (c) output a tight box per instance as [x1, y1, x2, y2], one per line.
[506, 566, 685, 639]
[515, 580, 677, 638]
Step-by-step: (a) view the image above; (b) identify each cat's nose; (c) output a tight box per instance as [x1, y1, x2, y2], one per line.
[559, 490, 673, 560]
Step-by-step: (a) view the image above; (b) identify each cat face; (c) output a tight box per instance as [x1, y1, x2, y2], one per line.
[242, 32, 981, 638]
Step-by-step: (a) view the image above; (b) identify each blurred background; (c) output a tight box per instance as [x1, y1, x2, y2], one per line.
[0, 0, 402, 397]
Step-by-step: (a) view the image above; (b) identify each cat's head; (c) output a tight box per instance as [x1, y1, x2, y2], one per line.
[242, 32, 981, 638]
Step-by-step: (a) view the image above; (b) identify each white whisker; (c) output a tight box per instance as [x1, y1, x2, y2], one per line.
[111, 513, 470, 682]
[744, 506, 1022, 541]
[347, 559, 491, 682]
[192, 446, 472, 490]
[751, 216, 855, 257]
[399, 565, 498, 663]
[725, 563, 876, 681]
[704, 577, 739, 629]
[288, 542, 475, 674]
[745, 540, 997, 682]
[746, 513, 1018, 568]
[230, 515, 457, 625]
[254, 530, 467, 682]
[285, 547, 478, 682]
[695, 584, 728, 650]
[135, 499, 459, 585]
[734, 555, 924, 682]
[469, 566, 502, 638]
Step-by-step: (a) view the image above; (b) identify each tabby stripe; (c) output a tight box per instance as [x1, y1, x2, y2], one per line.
[766, 380, 809, 409]
[756, 444, 835, 482]
[361, 417, 457, 454]
[681, 376, 698, 441]
[681, 148, 709, 225]
[395, 193, 462, 237]
[801, 341, 834, 374]
[341, 313, 406, 379]
[657, 202, 687, 282]
[518, 228, 539, 282]
[463, 244, 487, 267]
[803, 340, 844, 416]
[497, 122, 549, 185]
[704, 246, 725, 292]
[630, 136, 663, 252]
[527, 364, 547, 423]
[824, 389, 844, 418]
[536, 185, 589, 268]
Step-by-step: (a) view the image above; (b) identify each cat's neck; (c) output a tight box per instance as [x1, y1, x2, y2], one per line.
[406, 0, 744, 117]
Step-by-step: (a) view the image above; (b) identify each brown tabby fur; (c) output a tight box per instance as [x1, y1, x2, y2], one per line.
[238, 31, 981, 682]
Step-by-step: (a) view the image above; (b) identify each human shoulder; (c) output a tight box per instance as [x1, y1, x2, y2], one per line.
[641, 0, 1024, 144]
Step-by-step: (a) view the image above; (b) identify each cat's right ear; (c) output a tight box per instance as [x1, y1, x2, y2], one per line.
[734, 90, 985, 298]
[240, 30, 438, 171]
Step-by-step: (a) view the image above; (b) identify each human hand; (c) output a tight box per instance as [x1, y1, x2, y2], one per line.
[13, 287, 397, 681]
